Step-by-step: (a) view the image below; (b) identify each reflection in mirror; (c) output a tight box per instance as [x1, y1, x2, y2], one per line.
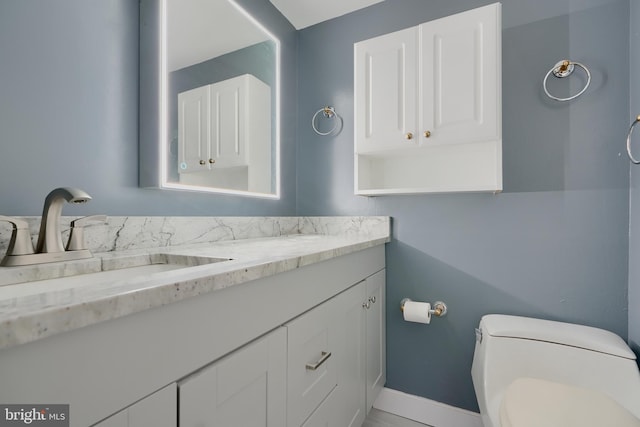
[140, 0, 280, 198]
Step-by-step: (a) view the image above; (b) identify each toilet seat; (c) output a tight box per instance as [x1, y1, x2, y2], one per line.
[500, 377, 640, 427]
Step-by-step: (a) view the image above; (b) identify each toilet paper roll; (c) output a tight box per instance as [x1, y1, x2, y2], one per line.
[403, 301, 431, 324]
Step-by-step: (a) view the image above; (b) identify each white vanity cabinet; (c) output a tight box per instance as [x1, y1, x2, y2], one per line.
[333, 279, 368, 427]
[0, 245, 385, 427]
[354, 3, 502, 195]
[289, 270, 386, 427]
[286, 294, 341, 427]
[365, 270, 386, 411]
[92, 384, 176, 427]
[178, 73, 271, 193]
[178, 328, 287, 427]
[175, 268, 387, 427]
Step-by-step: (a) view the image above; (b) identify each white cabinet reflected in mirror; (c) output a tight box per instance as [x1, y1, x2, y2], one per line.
[140, 0, 280, 198]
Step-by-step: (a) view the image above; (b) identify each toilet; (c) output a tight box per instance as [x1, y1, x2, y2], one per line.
[471, 314, 640, 427]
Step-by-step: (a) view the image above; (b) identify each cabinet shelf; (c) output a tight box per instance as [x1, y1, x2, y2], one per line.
[355, 140, 502, 196]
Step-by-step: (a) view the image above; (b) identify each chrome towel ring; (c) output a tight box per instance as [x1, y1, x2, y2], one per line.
[312, 106, 342, 136]
[627, 115, 640, 164]
[543, 60, 591, 102]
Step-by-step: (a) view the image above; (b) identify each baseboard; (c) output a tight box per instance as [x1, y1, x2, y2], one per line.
[372, 387, 483, 427]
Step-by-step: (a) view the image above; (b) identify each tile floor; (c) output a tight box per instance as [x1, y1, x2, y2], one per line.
[363, 409, 431, 427]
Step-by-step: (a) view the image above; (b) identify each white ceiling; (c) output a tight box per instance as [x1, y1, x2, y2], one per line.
[167, 0, 269, 72]
[269, 0, 384, 30]
[166, 0, 383, 72]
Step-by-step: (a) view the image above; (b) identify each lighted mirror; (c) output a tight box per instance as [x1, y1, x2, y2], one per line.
[139, 0, 280, 198]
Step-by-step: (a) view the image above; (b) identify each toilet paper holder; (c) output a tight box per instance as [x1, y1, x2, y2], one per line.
[400, 298, 448, 317]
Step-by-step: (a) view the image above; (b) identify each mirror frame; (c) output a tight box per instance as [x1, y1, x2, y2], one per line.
[139, 0, 281, 199]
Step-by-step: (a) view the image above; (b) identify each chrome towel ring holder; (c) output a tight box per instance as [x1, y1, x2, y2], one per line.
[312, 106, 342, 136]
[627, 115, 640, 164]
[543, 60, 591, 102]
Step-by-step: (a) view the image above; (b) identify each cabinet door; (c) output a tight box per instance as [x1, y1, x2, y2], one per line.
[420, 3, 500, 146]
[92, 383, 177, 427]
[210, 76, 247, 168]
[178, 85, 210, 173]
[355, 27, 419, 154]
[334, 281, 367, 427]
[93, 410, 127, 427]
[179, 328, 286, 427]
[365, 270, 386, 411]
[128, 384, 176, 427]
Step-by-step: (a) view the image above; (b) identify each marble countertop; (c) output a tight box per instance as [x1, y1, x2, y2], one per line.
[0, 217, 389, 350]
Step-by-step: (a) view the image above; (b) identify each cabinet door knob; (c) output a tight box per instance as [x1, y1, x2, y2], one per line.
[424, 130, 431, 138]
[369, 296, 376, 304]
[199, 160, 206, 165]
[405, 132, 413, 140]
[209, 158, 215, 164]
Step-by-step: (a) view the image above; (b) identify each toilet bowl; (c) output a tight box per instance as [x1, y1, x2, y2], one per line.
[471, 314, 640, 427]
[499, 377, 640, 427]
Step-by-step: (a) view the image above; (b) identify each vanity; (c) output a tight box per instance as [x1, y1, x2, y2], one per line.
[0, 216, 389, 427]
[0, 0, 388, 424]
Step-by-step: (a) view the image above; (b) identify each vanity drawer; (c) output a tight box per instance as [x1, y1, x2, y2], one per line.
[301, 386, 340, 427]
[286, 297, 339, 426]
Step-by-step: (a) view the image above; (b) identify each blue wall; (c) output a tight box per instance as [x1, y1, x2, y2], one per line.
[0, 0, 637, 416]
[0, 0, 296, 217]
[296, 0, 630, 411]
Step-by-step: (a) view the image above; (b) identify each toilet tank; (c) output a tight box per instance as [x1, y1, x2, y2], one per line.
[471, 315, 640, 425]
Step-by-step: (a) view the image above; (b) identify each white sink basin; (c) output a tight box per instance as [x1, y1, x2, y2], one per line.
[0, 253, 230, 298]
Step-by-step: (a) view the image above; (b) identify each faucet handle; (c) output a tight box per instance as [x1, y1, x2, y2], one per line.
[0, 215, 35, 256]
[70, 214, 107, 228]
[66, 215, 107, 251]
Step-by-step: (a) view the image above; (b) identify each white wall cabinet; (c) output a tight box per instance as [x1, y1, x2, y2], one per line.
[92, 384, 176, 427]
[177, 85, 209, 173]
[178, 73, 271, 192]
[354, 26, 419, 155]
[355, 3, 502, 195]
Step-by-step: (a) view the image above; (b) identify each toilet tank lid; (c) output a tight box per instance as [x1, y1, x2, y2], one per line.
[481, 315, 636, 360]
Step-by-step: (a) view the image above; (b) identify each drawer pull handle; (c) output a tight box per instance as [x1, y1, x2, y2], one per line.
[305, 351, 332, 371]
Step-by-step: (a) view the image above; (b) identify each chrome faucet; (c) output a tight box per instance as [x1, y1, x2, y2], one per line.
[0, 187, 105, 267]
[35, 187, 91, 253]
